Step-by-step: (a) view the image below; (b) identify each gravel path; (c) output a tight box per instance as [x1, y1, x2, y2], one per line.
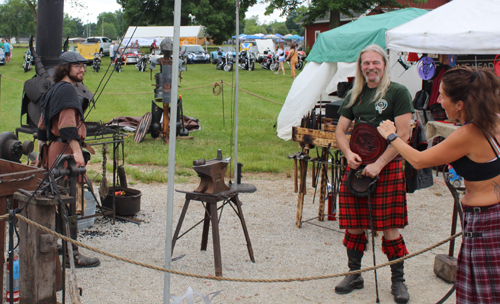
[59, 172, 460, 304]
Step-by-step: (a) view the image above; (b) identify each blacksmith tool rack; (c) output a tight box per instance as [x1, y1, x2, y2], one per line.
[290, 122, 347, 229]
[172, 150, 255, 277]
[84, 124, 129, 225]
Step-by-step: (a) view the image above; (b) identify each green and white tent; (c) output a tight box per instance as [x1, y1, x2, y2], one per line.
[277, 8, 428, 140]
[307, 8, 428, 63]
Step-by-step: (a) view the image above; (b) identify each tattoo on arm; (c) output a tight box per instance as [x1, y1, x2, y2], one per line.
[493, 181, 500, 200]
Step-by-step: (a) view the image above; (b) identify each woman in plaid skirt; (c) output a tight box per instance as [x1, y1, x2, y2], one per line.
[379, 67, 500, 304]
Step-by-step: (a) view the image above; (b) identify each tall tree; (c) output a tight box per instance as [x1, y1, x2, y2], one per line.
[96, 11, 125, 37]
[23, 0, 87, 25]
[63, 13, 85, 37]
[265, 0, 427, 30]
[118, 0, 257, 44]
[243, 16, 267, 34]
[0, 0, 36, 37]
[285, 5, 306, 36]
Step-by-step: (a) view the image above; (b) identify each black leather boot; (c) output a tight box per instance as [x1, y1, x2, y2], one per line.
[335, 248, 364, 294]
[389, 257, 409, 304]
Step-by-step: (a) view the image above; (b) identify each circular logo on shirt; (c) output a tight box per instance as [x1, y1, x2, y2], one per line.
[375, 99, 388, 114]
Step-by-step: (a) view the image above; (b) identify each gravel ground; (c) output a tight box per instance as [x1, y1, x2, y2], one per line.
[54, 172, 460, 304]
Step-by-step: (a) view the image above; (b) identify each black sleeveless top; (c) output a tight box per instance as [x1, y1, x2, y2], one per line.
[450, 128, 500, 181]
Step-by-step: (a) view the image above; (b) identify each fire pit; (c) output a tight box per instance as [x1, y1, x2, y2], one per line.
[102, 187, 141, 216]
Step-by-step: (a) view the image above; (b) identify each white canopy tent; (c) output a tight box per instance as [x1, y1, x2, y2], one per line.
[386, 0, 500, 54]
[122, 25, 206, 47]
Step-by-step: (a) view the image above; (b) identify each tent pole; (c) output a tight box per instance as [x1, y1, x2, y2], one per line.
[163, 0, 182, 301]
[234, 0, 240, 182]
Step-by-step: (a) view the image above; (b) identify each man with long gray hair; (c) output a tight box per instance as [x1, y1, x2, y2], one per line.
[334, 44, 413, 304]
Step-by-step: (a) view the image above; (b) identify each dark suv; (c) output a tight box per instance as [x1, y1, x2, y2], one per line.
[180, 45, 210, 64]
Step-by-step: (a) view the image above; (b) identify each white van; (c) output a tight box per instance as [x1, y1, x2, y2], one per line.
[85, 37, 112, 56]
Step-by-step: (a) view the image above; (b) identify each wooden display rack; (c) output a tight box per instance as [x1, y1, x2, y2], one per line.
[291, 125, 345, 228]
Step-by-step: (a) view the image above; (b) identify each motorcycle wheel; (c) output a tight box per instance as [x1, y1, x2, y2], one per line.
[270, 62, 279, 71]
[141, 62, 146, 72]
[216, 62, 223, 70]
[224, 63, 233, 72]
[23, 62, 29, 73]
[249, 60, 254, 71]
[296, 61, 304, 70]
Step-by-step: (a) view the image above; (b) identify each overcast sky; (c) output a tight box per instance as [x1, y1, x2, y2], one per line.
[63, 0, 286, 25]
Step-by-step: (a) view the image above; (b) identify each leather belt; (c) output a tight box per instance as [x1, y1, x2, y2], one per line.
[463, 206, 489, 213]
[463, 232, 483, 238]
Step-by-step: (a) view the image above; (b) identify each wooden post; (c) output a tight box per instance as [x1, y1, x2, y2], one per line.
[318, 147, 328, 221]
[293, 158, 298, 193]
[15, 193, 71, 303]
[163, 103, 170, 143]
[295, 149, 308, 228]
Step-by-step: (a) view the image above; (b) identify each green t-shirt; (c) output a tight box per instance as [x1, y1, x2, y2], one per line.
[0, 43, 3, 50]
[338, 82, 414, 127]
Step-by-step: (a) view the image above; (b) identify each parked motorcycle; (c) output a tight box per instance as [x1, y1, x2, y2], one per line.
[258, 49, 279, 71]
[215, 51, 233, 72]
[22, 49, 33, 73]
[136, 54, 148, 72]
[114, 53, 126, 73]
[286, 54, 304, 71]
[238, 50, 255, 71]
[92, 52, 101, 72]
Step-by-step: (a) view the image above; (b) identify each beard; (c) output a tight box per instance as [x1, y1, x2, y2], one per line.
[364, 69, 380, 83]
[68, 72, 84, 83]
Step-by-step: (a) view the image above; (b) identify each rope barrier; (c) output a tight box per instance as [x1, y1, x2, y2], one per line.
[221, 82, 283, 105]
[0, 75, 25, 83]
[2, 213, 462, 283]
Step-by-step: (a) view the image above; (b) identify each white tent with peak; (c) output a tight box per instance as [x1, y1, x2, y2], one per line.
[385, 0, 500, 55]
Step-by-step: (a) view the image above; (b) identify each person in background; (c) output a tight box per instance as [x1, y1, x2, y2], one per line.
[4, 39, 12, 63]
[150, 39, 157, 54]
[286, 43, 298, 79]
[133, 39, 140, 48]
[275, 42, 285, 75]
[378, 67, 500, 304]
[109, 42, 116, 64]
[335, 44, 413, 304]
[0, 39, 4, 56]
[37, 51, 101, 268]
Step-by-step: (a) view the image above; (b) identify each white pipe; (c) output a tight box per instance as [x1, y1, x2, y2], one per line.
[163, 0, 182, 301]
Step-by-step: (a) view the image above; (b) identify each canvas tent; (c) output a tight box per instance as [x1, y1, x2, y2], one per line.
[122, 26, 206, 47]
[386, 0, 500, 54]
[276, 8, 428, 140]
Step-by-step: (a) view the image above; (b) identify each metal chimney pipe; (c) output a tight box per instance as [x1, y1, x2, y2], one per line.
[36, 0, 64, 69]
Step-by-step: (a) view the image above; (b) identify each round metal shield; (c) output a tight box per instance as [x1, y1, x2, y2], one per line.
[417, 57, 436, 80]
[349, 123, 388, 165]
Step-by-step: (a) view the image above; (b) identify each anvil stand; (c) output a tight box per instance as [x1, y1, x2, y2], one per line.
[171, 151, 255, 277]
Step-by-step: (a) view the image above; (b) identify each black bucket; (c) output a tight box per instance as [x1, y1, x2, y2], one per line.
[102, 186, 141, 216]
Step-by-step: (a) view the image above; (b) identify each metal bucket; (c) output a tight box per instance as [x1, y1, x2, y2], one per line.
[102, 186, 141, 216]
[78, 191, 96, 230]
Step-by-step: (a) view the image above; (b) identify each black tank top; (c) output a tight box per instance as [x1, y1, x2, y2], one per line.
[450, 128, 500, 181]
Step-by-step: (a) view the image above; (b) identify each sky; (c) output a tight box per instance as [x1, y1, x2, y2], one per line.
[64, 0, 286, 25]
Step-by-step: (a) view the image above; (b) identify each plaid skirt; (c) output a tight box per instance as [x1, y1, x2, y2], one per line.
[338, 159, 408, 230]
[456, 202, 500, 304]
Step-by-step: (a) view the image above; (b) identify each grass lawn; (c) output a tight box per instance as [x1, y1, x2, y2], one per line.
[0, 48, 303, 182]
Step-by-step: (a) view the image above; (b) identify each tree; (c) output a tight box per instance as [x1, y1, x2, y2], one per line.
[266, 20, 288, 36]
[285, 5, 306, 36]
[0, 0, 36, 38]
[24, 0, 87, 25]
[96, 11, 125, 37]
[63, 13, 85, 37]
[118, 0, 257, 44]
[243, 16, 267, 34]
[265, 0, 427, 30]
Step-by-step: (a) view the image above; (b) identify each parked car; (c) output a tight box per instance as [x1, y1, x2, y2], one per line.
[0, 48, 5, 65]
[85, 37, 112, 56]
[210, 46, 236, 64]
[119, 47, 140, 65]
[180, 45, 210, 64]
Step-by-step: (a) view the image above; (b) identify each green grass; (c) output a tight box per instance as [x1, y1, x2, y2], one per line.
[0, 48, 301, 182]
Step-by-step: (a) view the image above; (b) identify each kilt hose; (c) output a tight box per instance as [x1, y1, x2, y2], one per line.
[456, 202, 500, 304]
[339, 159, 408, 230]
[343, 230, 368, 252]
[382, 235, 408, 258]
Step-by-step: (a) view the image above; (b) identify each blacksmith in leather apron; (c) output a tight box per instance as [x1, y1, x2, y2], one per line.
[334, 44, 414, 304]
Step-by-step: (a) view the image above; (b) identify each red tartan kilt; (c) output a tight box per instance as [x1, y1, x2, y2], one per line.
[338, 159, 408, 230]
